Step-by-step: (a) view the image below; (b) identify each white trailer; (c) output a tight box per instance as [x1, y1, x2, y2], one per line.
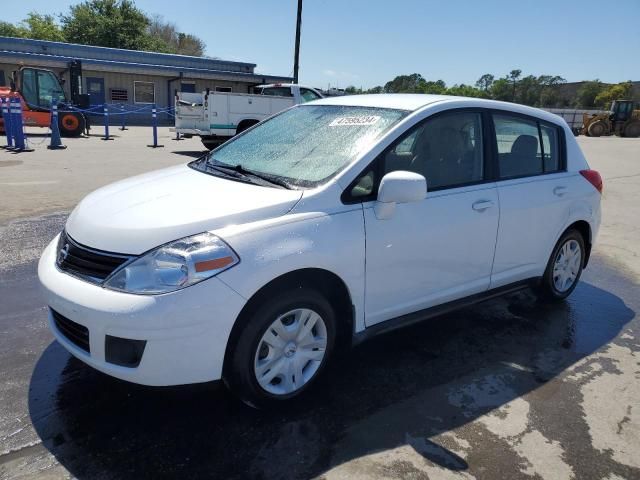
[174, 84, 323, 149]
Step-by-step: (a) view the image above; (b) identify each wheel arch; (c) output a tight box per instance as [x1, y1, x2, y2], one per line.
[222, 267, 354, 377]
[563, 220, 592, 267]
[236, 118, 260, 133]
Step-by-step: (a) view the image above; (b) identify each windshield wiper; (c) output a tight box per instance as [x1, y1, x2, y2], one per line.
[207, 159, 295, 190]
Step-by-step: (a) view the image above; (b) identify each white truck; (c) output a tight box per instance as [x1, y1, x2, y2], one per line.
[174, 83, 324, 149]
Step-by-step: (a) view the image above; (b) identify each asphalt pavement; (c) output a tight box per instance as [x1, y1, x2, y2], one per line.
[0, 133, 638, 479]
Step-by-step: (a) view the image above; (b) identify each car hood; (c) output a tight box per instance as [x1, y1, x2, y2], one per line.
[65, 164, 303, 254]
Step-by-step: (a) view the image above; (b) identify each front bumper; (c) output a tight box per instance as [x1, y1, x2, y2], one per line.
[38, 236, 247, 386]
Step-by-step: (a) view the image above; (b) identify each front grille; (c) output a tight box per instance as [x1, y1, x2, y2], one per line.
[56, 231, 133, 282]
[51, 309, 90, 353]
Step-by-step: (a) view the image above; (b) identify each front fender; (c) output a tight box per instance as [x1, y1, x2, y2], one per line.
[215, 208, 367, 332]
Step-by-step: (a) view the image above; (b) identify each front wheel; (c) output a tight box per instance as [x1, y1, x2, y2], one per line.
[58, 112, 85, 137]
[538, 229, 585, 301]
[225, 288, 336, 408]
[587, 120, 607, 137]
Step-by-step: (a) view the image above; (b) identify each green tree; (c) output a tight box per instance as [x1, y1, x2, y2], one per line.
[0, 21, 24, 38]
[490, 78, 512, 101]
[537, 75, 566, 107]
[147, 15, 206, 56]
[446, 84, 486, 98]
[516, 75, 541, 105]
[594, 82, 633, 108]
[575, 80, 604, 108]
[422, 79, 447, 94]
[508, 69, 522, 102]
[384, 73, 426, 93]
[345, 86, 362, 94]
[475, 74, 494, 92]
[20, 13, 65, 41]
[61, 0, 162, 51]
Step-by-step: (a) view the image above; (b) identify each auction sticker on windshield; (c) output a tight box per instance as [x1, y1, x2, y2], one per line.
[330, 116, 381, 126]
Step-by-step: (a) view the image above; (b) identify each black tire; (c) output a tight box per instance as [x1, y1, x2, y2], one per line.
[538, 229, 585, 302]
[224, 288, 336, 408]
[587, 120, 607, 137]
[201, 136, 226, 150]
[623, 121, 640, 138]
[58, 112, 85, 137]
[236, 120, 259, 134]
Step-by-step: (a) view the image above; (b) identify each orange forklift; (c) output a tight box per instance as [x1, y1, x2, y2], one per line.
[0, 60, 90, 137]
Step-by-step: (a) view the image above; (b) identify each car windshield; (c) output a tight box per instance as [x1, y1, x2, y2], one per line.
[200, 105, 408, 188]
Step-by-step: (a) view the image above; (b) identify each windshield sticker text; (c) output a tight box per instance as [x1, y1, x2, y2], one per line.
[330, 116, 381, 127]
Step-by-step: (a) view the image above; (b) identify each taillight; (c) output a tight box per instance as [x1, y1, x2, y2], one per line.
[580, 169, 603, 194]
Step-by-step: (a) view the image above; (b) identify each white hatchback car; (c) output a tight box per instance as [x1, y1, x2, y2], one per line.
[39, 94, 602, 406]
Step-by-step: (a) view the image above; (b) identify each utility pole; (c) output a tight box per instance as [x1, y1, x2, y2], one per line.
[293, 0, 302, 84]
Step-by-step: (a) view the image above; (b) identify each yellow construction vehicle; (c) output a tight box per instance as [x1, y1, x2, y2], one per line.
[580, 100, 640, 137]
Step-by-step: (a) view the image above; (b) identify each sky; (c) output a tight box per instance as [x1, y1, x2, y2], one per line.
[4, 0, 640, 89]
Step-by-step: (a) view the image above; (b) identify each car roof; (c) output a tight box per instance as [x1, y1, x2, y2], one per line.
[311, 93, 450, 110]
[310, 93, 567, 127]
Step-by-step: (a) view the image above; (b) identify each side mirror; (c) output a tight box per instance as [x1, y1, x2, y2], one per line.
[374, 171, 427, 219]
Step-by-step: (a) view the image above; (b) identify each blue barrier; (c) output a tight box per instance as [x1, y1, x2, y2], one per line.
[10, 97, 19, 150]
[101, 103, 113, 140]
[147, 104, 164, 148]
[48, 99, 67, 150]
[12, 97, 34, 152]
[1, 97, 13, 149]
[118, 104, 128, 131]
[5, 99, 180, 152]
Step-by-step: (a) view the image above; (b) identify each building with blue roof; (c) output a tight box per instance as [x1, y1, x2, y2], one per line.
[0, 36, 292, 123]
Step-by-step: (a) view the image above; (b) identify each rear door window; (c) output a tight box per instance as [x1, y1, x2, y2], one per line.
[492, 114, 565, 178]
[493, 114, 542, 178]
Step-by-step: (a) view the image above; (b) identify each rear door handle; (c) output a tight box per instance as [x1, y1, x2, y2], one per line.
[553, 186, 568, 197]
[472, 200, 495, 212]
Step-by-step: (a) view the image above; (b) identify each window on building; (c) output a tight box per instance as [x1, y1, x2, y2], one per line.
[110, 88, 128, 102]
[181, 82, 196, 93]
[215, 86, 232, 93]
[134, 81, 155, 104]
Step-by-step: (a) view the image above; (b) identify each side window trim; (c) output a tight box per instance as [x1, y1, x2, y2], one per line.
[341, 107, 493, 204]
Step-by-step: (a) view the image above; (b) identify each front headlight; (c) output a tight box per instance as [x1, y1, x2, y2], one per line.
[103, 232, 239, 294]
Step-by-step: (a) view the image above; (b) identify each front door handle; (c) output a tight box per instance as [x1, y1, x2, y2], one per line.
[553, 186, 568, 197]
[472, 200, 494, 212]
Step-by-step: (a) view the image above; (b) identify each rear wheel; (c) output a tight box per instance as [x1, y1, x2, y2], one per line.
[538, 229, 585, 301]
[236, 119, 259, 134]
[225, 288, 336, 408]
[201, 135, 226, 150]
[587, 120, 607, 137]
[623, 121, 640, 138]
[58, 112, 85, 137]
